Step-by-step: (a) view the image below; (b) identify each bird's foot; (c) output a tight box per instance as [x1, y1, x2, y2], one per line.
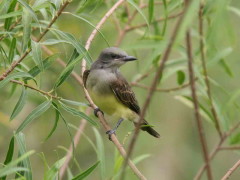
[94, 108, 104, 117]
[106, 129, 116, 141]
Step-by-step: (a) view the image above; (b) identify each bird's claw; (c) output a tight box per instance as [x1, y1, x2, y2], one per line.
[94, 108, 104, 117]
[106, 129, 116, 141]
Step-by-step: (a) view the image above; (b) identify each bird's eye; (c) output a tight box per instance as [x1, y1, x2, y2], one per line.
[111, 54, 119, 59]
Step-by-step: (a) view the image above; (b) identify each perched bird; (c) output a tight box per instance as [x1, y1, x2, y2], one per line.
[83, 47, 160, 139]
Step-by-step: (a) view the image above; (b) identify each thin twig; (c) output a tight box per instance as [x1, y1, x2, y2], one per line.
[131, 81, 191, 92]
[194, 121, 240, 180]
[126, 11, 184, 32]
[221, 159, 240, 180]
[120, 2, 191, 180]
[198, 4, 222, 138]
[10, 79, 60, 99]
[0, 17, 22, 41]
[186, 30, 212, 180]
[59, 115, 89, 179]
[0, 0, 71, 81]
[81, 1, 147, 179]
[219, 146, 240, 151]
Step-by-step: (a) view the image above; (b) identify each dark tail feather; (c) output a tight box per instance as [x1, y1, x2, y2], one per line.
[135, 120, 160, 138]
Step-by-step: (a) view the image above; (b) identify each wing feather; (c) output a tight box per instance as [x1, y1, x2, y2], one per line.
[83, 70, 90, 88]
[110, 74, 140, 114]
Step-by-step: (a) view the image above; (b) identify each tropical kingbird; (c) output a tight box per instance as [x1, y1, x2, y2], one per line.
[83, 47, 160, 138]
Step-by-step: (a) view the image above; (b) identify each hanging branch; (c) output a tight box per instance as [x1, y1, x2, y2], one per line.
[198, 3, 222, 138]
[80, 0, 147, 179]
[186, 30, 212, 180]
[120, 1, 191, 179]
[0, 0, 71, 81]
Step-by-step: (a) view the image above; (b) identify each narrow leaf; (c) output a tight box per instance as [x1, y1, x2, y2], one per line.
[1, 137, 15, 180]
[72, 161, 100, 180]
[60, 102, 97, 126]
[22, 7, 32, 52]
[14, 133, 32, 180]
[148, 0, 154, 23]
[4, 0, 17, 30]
[44, 157, 66, 180]
[10, 87, 28, 120]
[31, 40, 43, 70]
[0, 72, 32, 89]
[44, 108, 59, 141]
[16, 100, 51, 133]
[8, 38, 16, 63]
[177, 70, 185, 85]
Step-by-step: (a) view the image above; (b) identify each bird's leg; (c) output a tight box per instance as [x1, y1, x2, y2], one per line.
[106, 118, 124, 141]
[94, 108, 104, 117]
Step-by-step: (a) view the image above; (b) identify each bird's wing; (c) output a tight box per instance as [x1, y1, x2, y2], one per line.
[83, 70, 90, 88]
[110, 74, 140, 114]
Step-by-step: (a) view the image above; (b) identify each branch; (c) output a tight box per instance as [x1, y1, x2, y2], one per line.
[221, 159, 240, 180]
[194, 121, 240, 180]
[10, 80, 60, 99]
[0, 0, 71, 81]
[80, 0, 147, 179]
[198, 4, 222, 138]
[120, 1, 191, 180]
[131, 81, 191, 92]
[186, 30, 212, 180]
[125, 11, 183, 32]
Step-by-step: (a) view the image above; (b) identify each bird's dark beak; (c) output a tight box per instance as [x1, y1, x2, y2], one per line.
[122, 56, 137, 61]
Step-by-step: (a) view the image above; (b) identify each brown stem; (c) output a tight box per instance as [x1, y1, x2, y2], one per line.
[198, 4, 222, 138]
[186, 30, 212, 180]
[120, 2, 191, 180]
[219, 146, 240, 151]
[81, 0, 147, 179]
[194, 121, 240, 180]
[131, 81, 191, 92]
[10, 80, 60, 99]
[0, 0, 71, 81]
[126, 11, 184, 32]
[221, 159, 240, 180]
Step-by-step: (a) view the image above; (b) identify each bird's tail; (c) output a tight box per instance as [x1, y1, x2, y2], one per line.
[134, 120, 160, 138]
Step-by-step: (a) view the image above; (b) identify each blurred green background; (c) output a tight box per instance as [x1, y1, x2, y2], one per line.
[1, 0, 240, 179]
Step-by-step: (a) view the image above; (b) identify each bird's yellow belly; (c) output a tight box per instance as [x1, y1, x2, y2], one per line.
[89, 90, 137, 121]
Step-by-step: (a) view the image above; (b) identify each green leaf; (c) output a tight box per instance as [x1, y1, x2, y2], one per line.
[51, 29, 92, 65]
[1, 137, 15, 180]
[17, 0, 39, 24]
[14, 133, 32, 180]
[64, 12, 109, 47]
[4, 0, 17, 30]
[207, 47, 232, 67]
[230, 132, 240, 145]
[44, 107, 59, 141]
[40, 39, 71, 46]
[16, 100, 51, 133]
[219, 59, 233, 77]
[177, 70, 185, 85]
[54, 54, 83, 88]
[60, 102, 97, 126]
[0, 151, 33, 178]
[228, 6, 240, 17]
[31, 40, 43, 71]
[72, 161, 100, 180]
[128, 0, 149, 28]
[8, 38, 16, 63]
[44, 157, 66, 180]
[10, 87, 28, 120]
[25, 55, 57, 80]
[93, 128, 105, 179]
[148, 0, 154, 23]
[0, 72, 32, 89]
[60, 99, 88, 107]
[22, 6, 32, 52]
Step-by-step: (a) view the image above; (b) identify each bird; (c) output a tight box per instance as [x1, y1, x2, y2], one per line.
[83, 47, 160, 139]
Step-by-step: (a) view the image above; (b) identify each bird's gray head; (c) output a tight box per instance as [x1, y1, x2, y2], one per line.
[91, 47, 137, 70]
